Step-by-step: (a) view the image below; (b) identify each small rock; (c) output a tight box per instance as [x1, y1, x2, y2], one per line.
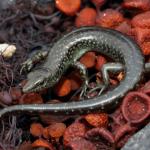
[122, 123, 150, 150]
[0, 43, 16, 58]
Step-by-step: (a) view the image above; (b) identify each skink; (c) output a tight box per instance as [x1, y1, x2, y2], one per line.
[0, 27, 148, 117]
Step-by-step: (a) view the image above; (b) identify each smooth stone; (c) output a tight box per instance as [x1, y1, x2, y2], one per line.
[122, 123, 150, 150]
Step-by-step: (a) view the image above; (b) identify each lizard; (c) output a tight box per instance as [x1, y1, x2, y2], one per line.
[0, 26, 149, 117]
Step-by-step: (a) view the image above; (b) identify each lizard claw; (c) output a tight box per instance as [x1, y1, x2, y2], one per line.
[87, 84, 107, 96]
[79, 81, 89, 99]
[20, 60, 33, 74]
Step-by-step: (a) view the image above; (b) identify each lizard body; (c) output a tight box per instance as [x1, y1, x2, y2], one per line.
[0, 27, 145, 116]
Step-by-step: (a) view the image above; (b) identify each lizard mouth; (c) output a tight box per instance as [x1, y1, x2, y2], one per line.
[22, 78, 43, 93]
[23, 68, 50, 93]
[23, 81, 35, 93]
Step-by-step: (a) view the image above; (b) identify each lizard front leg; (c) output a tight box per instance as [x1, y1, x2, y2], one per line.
[20, 48, 49, 74]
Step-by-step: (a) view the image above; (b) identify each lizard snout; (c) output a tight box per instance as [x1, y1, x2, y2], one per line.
[22, 77, 43, 93]
[22, 80, 35, 93]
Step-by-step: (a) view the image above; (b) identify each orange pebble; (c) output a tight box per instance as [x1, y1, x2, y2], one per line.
[48, 123, 66, 138]
[80, 52, 96, 68]
[55, 0, 81, 16]
[55, 78, 71, 97]
[68, 72, 82, 91]
[96, 9, 124, 28]
[75, 8, 97, 27]
[85, 113, 108, 127]
[30, 123, 44, 137]
[141, 41, 150, 55]
[95, 55, 107, 70]
[32, 139, 54, 150]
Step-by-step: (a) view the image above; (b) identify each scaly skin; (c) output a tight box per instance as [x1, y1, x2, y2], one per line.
[0, 27, 145, 117]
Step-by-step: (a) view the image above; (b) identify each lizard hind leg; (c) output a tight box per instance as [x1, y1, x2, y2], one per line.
[72, 61, 89, 99]
[89, 63, 124, 96]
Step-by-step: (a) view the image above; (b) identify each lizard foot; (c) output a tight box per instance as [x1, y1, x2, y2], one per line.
[20, 59, 33, 74]
[87, 84, 107, 97]
[79, 81, 89, 99]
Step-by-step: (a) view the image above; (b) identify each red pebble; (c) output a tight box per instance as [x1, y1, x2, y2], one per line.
[63, 122, 86, 145]
[85, 127, 115, 144]
[123, 0, 150, 11]
[132, 11, 150, 28]
[19, 93, 43, 104]
[115, 124, 137, 142]
[121, 92, 150, 124]
[66, 137, 97, 150]
[96, 9, 124, 28]
[115, 124, 137, 148]
[110, 107, 126, 127]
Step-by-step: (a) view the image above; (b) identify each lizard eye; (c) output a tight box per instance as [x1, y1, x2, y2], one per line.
[35, 78, 44, 86]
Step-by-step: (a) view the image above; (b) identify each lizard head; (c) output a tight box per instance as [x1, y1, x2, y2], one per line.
[23, 67, 56, 93]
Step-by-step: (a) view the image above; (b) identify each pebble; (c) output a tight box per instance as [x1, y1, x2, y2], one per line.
[122, 123, 150, 150]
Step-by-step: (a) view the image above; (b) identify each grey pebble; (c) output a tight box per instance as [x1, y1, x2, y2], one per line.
[122, 123, 150, 150]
